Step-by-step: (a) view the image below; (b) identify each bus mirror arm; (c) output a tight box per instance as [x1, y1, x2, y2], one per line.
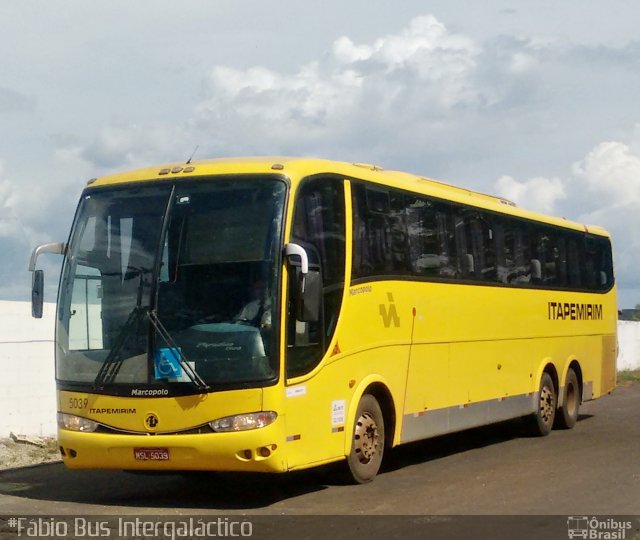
[284, 243, 321, 322]
[29, 242, 67, 272]
[28, 242, 66, 319]
[284, 243, 309, 275]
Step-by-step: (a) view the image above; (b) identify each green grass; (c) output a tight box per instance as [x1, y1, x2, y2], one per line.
[617, 369, 640, 385]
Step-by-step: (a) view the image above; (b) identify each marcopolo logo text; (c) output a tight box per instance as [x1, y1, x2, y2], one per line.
[131, 388, 170, 397]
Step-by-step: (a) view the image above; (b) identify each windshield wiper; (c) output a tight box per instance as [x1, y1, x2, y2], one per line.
[94, 268, 150, 389]
[94, 307, 209, 391]
[147, 310, 209, 392]
[93, 306, 145, 389]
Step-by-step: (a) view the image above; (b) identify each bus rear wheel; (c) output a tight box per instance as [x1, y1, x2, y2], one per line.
[346, 394, 385, 484]
[555, 368, 581, 429]
[528, 372, 557, 436]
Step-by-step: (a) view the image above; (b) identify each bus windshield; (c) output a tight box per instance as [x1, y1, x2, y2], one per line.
[56, 177, 287, 392]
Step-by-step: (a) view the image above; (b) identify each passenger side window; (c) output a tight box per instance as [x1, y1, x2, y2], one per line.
[583, 235, 613, 291]
[406, 197, 456, 278]
[531, 228, 566, 287]
[495, 218, 531, 284]
[566, 236, 582, 288]
[454, 210, 483, 280]
[470, 212, 496, 281]
[352, 184, 409, 278]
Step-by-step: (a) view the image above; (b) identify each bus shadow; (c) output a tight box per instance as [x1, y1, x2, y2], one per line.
[381, 419, 522, 473]
[381, 413, 594, 473]
[0, 464, 331, 510]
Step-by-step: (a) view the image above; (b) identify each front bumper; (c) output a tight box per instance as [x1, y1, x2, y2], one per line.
[57, 419, 286, 473]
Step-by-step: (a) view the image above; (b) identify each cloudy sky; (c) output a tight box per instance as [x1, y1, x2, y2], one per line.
[2, 1, 640, 306]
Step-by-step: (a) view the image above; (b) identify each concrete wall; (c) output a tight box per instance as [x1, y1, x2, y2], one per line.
[616, 320, 640, 371]
[0, 300, 639, 436]
[0, 301, 56, 436]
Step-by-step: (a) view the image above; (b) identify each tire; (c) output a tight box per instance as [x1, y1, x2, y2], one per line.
[528, 372, 557, 436]
[555, 369, 581, 429]
[346, 394, 385, 484]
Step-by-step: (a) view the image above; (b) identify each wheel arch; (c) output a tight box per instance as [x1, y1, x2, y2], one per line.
[560, 358, 583, 407]
[534, 359, 559, 396]
[344, 376, 397, 456]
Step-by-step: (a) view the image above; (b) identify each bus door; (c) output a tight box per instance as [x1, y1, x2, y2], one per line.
[283, 176, 348, 469]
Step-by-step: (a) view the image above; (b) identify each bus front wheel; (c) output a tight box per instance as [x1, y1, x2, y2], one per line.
[555, 368, 581, 429]
[529, 372, 557, 436]
[346, 394, 385, 484]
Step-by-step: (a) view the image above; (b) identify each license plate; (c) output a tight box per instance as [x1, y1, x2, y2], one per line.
[133, 447, 170, 461]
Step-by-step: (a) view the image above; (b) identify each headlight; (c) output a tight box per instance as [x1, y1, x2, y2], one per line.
[57, 413, 99, 432]
[209, 411, 277, 432]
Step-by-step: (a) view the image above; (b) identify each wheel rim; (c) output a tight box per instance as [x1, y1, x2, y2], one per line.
[539, 385, 555, 426]
[353, 412, 379, 464]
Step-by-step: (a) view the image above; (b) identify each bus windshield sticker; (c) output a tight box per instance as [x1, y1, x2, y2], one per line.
[154, 347, 183, 379]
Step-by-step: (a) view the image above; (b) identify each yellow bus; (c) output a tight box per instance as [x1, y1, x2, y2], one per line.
[30, 157, 616, 483]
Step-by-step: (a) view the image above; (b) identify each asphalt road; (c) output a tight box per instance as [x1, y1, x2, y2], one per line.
[0, 384, 638, 518]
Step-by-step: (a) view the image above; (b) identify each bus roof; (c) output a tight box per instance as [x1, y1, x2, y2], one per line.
[87, 156, 609, 238]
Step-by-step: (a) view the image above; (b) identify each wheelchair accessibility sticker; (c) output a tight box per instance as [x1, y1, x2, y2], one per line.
[154, 347, 183, 379]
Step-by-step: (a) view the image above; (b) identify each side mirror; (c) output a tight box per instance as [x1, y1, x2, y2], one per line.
[298, 270, 321, 322]
[32, 270, 44, 319]
[29, 242, 66, 319]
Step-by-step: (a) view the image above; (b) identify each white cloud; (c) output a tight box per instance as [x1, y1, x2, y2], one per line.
[506, 50, 538, 74]
[333, 15, 478, 74]
[494, 174, 566, 214]
[80, 122, 190, 170]
[571, 141, 640, 205]
[333, 37, 372, 64]
[190, 14, 484, 157]
[200, 63, 363, 126]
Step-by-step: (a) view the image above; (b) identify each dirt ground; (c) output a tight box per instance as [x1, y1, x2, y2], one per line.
[0, 436, 60, 470]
